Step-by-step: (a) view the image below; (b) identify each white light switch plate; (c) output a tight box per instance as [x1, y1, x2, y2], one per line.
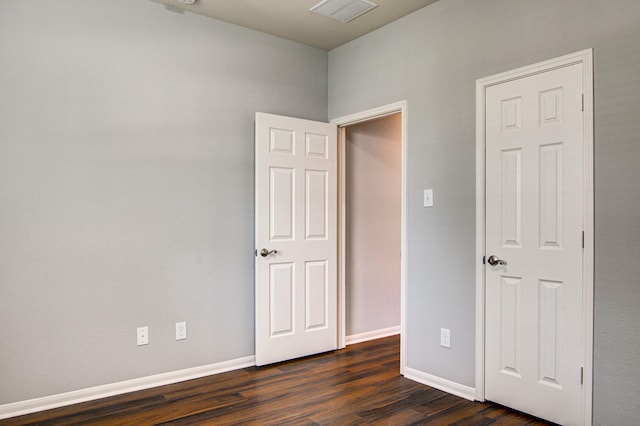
[424, 189, 434, 207]
[176, 321, 187, 340]
[440, 328, 450, 348]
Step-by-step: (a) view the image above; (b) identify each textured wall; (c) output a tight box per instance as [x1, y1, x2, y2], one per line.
[345, 115, 401, 336]
[2, 1, 640, 423]
[329, 1, 640, 423]
[0, 0, 327, 404]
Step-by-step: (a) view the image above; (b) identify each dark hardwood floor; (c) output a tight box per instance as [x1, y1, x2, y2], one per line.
[1, 336, 552, 425]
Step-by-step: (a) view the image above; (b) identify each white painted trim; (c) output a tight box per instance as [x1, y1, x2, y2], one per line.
[331, 100, 408, 376]
[0, 356, 255, 421]
[337, 126, 347, 350]
[475, 49, 594, 425]
[346, 325, 401, 345]
[332, 102, 404, 127]
[404, 367, 475, 401]
[475, 72, 487, 403]
[581, 50, 595, 426]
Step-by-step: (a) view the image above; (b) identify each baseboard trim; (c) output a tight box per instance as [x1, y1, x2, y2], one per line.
[404, 367, 475, 401]
[345, 325, 400, 345]
[0, 355, 255, 420]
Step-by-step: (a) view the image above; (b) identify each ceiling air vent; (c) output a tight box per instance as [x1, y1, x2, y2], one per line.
[310, 0, 378, 23]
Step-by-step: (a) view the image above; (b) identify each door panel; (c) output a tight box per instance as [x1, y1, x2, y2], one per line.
[485, 64, 584, 425]
[305, 170, 328, 239]
[539, 143, 563, 248]
[270, 167, 295, 240]
[499, 275, 521, 377]
[305, 260, 328, 330]
[500, 149, 522, 247]
[270, 262, 294, 337]
[255, 113, 337, 366]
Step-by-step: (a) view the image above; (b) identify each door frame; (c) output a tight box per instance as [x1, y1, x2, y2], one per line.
[331, 100, 408, 375]
[474, 50, 594, 423]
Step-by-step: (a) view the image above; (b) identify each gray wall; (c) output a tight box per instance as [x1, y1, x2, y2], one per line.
[329, 0, 640, 424]
[2, 0, 640, 424]
[345, 115, 401, 336]
[0, 0, 327, 404]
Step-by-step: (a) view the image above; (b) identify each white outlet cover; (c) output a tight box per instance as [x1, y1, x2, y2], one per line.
[137, 326, 149, 346]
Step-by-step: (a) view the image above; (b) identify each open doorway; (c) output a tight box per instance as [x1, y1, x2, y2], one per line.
[344, 114, 402, 343]
[333, 101, 407, 374]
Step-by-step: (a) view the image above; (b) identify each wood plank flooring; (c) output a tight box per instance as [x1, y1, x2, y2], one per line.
[1, 336, 552, 425]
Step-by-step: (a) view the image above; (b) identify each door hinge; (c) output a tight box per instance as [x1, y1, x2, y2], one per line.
[580, 367, 584, 385]
[582, 231, 585, 249]
[581, 94, 584, 112]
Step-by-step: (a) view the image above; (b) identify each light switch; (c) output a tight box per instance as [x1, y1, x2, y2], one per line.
[440, 328, 451, 348]
[423, 189, 434, 207]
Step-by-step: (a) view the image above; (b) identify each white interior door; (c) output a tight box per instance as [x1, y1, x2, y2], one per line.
[484, 63, 585, 425]
[255, 112, 337, 366]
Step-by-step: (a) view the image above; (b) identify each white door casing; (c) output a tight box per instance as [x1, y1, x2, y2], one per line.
[476, 50, 594, 426]
[255, 113, 338, 366]
[331, 100, 407, 373]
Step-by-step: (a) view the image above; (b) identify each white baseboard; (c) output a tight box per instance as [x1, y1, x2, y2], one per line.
[404, 367, 475, 401]
[345, 325, 401, 345]
[0, 355, 255, 420]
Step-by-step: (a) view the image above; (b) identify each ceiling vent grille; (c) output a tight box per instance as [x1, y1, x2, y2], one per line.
[310, 0, 378, 23]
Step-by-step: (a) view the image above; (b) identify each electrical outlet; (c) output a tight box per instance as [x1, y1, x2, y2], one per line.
[440, 328, 451, 348]
[176, 321, 187, 340]
[137, 326, 149, 346]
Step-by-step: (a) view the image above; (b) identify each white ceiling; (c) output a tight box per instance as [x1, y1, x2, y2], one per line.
[149, 0, 439, 50]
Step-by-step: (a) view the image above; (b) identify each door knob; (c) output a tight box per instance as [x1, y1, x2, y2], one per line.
[260, 248, 278, 257]
[487, 255, 507, 266]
